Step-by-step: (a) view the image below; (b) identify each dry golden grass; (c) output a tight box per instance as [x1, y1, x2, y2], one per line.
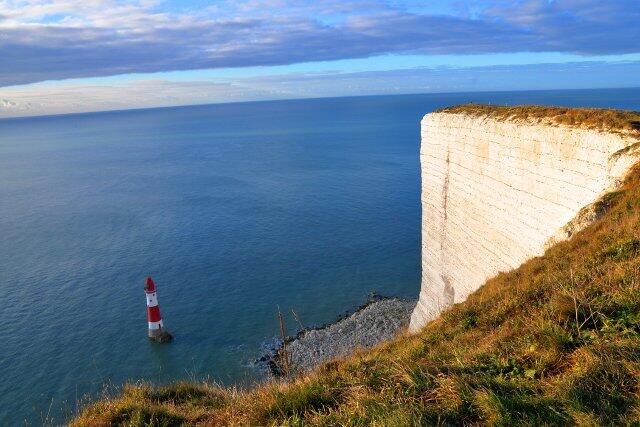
[73, 164, 640, 426]
[438, 104, 640, 136]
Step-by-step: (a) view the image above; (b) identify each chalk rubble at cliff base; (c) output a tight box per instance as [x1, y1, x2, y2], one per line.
[277, 298, 415, 374]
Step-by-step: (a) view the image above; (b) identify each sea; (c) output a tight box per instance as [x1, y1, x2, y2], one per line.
[1, 88, 639, 424]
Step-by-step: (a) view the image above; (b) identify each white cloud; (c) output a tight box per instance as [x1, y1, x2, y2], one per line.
[0, 0, 638, 87]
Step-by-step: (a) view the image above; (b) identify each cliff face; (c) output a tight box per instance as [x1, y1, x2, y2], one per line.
[409, 110, 640, 332]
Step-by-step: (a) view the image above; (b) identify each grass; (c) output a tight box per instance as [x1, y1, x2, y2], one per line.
[72, 165, 640, 426]
[437, 104, 640, 135]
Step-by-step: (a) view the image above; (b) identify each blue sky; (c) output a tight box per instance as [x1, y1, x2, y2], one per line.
[1, 0, 639, 117]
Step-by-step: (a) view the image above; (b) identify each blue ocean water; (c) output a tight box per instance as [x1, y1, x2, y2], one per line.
[1, 88, 639, 424]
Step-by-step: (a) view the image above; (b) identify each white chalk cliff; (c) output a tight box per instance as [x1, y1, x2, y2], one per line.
[409, 109, 640, 332]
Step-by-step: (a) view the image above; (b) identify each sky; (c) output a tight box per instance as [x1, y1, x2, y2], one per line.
[1, 0, 640, 117]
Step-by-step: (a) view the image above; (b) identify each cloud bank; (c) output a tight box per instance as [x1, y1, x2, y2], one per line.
[1, 0, 639, 87]
[3, 60, 640, 118]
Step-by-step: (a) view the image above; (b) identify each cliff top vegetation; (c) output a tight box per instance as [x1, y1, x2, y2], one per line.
[437, 104, 640, 136]
[72, 163, 640, 425]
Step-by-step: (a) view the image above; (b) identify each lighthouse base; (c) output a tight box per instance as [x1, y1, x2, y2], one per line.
[148, 329, 173, 343]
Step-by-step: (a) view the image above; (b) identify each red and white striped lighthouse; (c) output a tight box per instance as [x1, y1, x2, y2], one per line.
[144, 276, 172, 343]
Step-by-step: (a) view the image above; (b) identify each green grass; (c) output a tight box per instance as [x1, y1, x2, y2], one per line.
[72, 165, 640, 426]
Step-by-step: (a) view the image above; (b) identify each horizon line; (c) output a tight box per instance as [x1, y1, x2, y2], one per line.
[2, 85, 640, 122]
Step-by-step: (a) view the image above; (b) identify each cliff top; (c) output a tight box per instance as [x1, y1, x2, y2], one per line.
[436, 104, 640, 136]
[72, 165, 640, 426]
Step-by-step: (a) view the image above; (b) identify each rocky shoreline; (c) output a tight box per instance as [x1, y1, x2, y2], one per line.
[259, 296, 416, 376]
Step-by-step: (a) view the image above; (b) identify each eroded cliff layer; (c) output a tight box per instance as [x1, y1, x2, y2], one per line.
[409, 106, 640, 332]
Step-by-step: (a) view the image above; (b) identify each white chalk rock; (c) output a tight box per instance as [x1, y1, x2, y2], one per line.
[409, 112, 640, 332]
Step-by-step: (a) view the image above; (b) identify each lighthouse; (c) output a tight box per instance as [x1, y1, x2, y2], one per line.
[144, 276, 173, 343]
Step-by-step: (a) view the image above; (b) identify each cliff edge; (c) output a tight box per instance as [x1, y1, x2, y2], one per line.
[410, 105, 640, 332]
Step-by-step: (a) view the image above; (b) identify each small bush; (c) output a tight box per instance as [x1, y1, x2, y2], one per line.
[261, 381, 339, 421]
[144, 382, 226, 409]
[600, 239, 640, 260]
[109, 405, 185, 427]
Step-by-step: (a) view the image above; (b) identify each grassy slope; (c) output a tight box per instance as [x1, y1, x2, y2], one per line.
[72, 164, 640, 426]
